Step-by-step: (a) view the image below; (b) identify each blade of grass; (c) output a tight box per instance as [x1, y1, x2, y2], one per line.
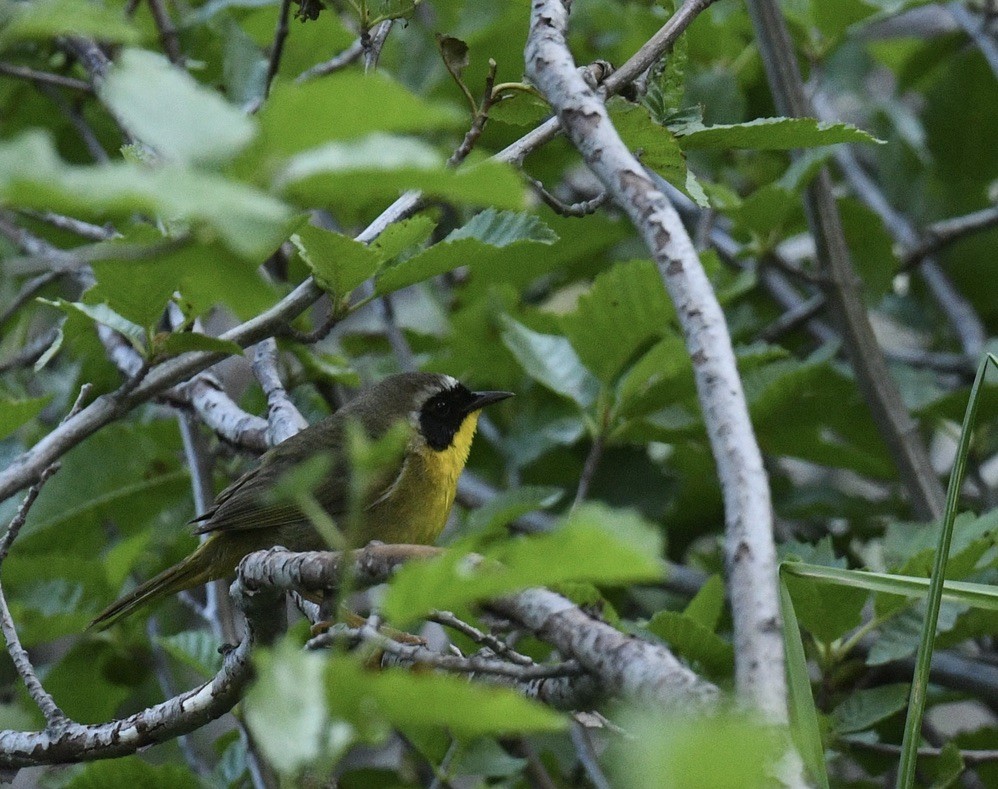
[896, 353, 997, 789]
[778, 573, 830, 789]
[781, 563, 998, 611]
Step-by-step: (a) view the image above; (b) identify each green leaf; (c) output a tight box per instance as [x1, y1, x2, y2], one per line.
[0, 0, 140, 45]
[463, 486, 563, 540]
[100, 49, 256, 165]
[611, 708, 790, 789]
[499, 314, 599, 408]
[645, 610, 734, 676]
[370, 215, 437, 261]
[608, 97, 688, 189]
[292, 224, 383, 297]
[324, 655, 565, 740]
[561, 259, 673, 383]
[383, 503, 662, 624]
[64, 756, 201, 788]
[489, 91, 551, 126]
[155, 332, 244, 359]
[448, 208, 559, 246]
[682, 574, 725, 631]
[280, 136, 526, 212]
[41, 298, 147, 352]
[0, 132, 292, 259]
[0, 394, 52, 440]
[156, 630, 223, 678]
[831, 683, 910, 734]
[780, 562, 866, 643]
[675, 117, 883, 150]
[375, 209, 557, 294]
[244, 640, 333, 774]
[779, 577, 830, 789]
[259, 71, 464, 155]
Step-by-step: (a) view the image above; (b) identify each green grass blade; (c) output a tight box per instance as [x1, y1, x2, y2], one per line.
[779, 572, 830, 788]
[896, 353, 997, 789]
[781, 563, 998, 611]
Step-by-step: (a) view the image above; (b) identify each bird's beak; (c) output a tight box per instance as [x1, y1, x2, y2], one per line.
[465, 390, 514, 414]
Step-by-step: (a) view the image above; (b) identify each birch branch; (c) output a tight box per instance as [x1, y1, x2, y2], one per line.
[523, 0, 783, 720]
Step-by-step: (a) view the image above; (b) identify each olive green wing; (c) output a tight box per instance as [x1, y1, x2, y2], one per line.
[192, 417, 348, 536]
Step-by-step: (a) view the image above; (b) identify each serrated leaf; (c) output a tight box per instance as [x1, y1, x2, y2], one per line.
[0, 394, 53, 440]
[500, 314, 599, 409]
[448, 208, 559, 246]
[645, 610, 734, 676]
[0, 0, 140, 45]
[561, 259, 673, 383]
[375, 210, 557, 294]
[100, 49, 255, 165]
[383, 503, 662, 624]
[259, 71, 464, 155]
[292, 225, 383, 297]
[608, 97, 688, 189]
[831, 683, 910, 734]
[675, 117, 883, 150]
[370, 215, 436, 261]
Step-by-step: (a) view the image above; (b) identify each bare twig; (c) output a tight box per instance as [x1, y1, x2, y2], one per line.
[570, 722, 612, 789]
[0, 465, 68, 726]
[363, 19, 393, 72]
[526, 176, 609, 217]
[17, 210, 117, 241]
[147, 0, 182, 64]
[447, 60, 499, 167]
[251, 337, 308, 445]
[0, 62, 93, 92]
[0, 329, 61, 374]
[37, 84, 109, 163]
[842, 736, 998, 766]
[0, 271, 61, 328]
[296, 39, 364, 82]
[949, 2, 998, 78]
[747, 0, 947, 521]
[900, 205, 998, 270]
[759, 293, 825, 343]
[264, 0, 293, 97]
[428, 610, 535, 666]
[573, 408, 609, 508]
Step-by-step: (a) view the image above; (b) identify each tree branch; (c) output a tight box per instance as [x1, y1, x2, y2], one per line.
[745, 0, 947, 521]
[525, 0, 782, 720]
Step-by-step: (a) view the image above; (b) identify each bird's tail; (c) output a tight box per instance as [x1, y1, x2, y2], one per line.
[88, 538, 222, 631]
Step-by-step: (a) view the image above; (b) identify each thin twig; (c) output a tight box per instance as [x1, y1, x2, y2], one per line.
[949, 1, 998, 78]
[570, 722, 612, 789]
[0, 328, 61, 374]
[263, 0, 293, 97]
[759, 293, 825, 342]
[0, 272, 61, 328]
[363, 19, 393, 72]
[147, 0, 183, 64]
[251, 338, 308, 445]
[447, 60, 499, 167]
[900, 205, 998, 270]
[843, 736, 998, 766]
[526, 176, 609, 217]
[573, 413, 608, 508]
[17, 210, 117, 241]
[428, 610, 535, 666]
[296, 39, 364, 82]
[0, 62, 93, 92]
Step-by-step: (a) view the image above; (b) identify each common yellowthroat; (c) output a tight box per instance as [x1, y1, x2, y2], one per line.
[90, 372, 512, 629]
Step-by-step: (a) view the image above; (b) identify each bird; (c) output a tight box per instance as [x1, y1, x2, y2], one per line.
[89, 372, 512, 629]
